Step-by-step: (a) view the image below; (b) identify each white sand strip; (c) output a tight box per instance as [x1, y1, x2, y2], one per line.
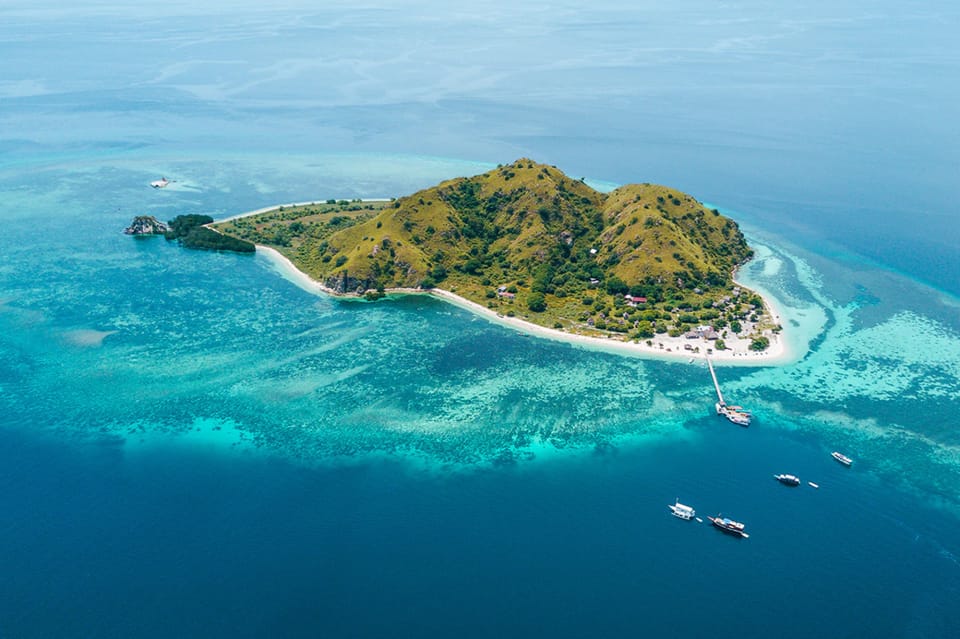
[256, 245, 796, 367]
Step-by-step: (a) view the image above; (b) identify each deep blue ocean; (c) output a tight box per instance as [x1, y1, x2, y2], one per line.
[1, 2, 959, 637]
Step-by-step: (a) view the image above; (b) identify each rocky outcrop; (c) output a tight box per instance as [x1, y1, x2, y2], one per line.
[324, 270, 367, 294]
[124, 215, 169, 235]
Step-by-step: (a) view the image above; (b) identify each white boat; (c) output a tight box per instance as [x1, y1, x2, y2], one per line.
[716, 402, 751, 427]
[808, 482, 819, 489]
[150, 177, 170, 189]
[774, 473, 801, 486]
[668, 500, 696, 520]
[831, 451, 853, 467]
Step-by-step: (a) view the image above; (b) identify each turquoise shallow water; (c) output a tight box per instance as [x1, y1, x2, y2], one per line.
[2, 2, 960, 636]
[1, 153, 959, 638]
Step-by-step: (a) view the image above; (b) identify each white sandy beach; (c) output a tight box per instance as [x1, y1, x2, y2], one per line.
[255, 244, 797, 367]
[426, 286, 794, 366]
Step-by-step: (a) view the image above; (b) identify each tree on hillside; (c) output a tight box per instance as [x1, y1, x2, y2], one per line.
[461, 258, 483, 275]
[430, 264, 448, 282]
[606, 276, 628, 295]
[527, 292, 547, 312]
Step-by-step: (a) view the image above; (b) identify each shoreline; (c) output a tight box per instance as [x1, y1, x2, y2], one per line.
[424, 284, 794, 367]
[255, 244, 797, 367]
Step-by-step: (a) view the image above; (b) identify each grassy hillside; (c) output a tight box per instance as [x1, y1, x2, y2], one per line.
[214, 160, 777, 343]
[214, 199, 388, 267]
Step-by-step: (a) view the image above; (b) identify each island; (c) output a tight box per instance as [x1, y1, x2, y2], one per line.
[213, 159, 786, 362]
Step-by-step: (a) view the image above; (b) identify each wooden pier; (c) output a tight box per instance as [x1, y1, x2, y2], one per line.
[706, 355, 724, 405]
[706, 356, 751, 426]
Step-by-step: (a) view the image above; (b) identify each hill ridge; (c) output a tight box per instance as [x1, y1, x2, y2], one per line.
[214, 160, 776, 347]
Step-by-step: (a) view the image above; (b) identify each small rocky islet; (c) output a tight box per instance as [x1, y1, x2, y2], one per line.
[123, 215, 169, 236]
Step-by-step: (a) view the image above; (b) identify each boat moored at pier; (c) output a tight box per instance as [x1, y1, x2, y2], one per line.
[716, 402, 751, 426]
[706, 356, 751, 426]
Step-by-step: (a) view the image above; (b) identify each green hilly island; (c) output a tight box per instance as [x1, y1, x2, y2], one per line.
[214, 159, 776, 346]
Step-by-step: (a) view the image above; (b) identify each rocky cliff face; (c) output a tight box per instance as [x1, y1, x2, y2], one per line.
[324, 271, 367, 294]
[124, 215, 169, 235]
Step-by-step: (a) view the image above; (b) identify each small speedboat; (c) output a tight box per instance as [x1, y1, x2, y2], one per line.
[774, 473, 801, 486]
[708, 515, 749, 538]
[668, 500, 696, 520]
[150, 177, 170, 189]
[831, 451, 853, 467]
[808, 482, 819, 489]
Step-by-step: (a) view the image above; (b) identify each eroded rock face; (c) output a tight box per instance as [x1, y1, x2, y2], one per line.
[324, 272, 365, 294]
[124, 215, 169, 235]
